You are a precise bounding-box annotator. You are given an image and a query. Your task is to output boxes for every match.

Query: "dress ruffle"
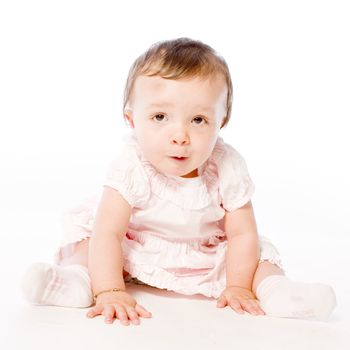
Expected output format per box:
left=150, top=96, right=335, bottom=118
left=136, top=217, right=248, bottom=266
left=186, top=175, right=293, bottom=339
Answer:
left=122, top=230, right=228, bottom=298
left=104, top=147, right=151, bottom=208
left=215, top=141, right=255, bottom=212
left=121, top=230, right=283, bottom=299
left=122, top=133, right=227, bottom=210
left=60, top=195, right=96, bottom=245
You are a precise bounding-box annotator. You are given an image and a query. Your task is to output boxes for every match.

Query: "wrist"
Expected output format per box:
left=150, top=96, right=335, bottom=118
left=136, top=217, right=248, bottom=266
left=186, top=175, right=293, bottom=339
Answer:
left=226, top=278, right=252, bottom=290
left=93, top=287, right=127, bottom=303
left=226, top=284, right=251, bottom=290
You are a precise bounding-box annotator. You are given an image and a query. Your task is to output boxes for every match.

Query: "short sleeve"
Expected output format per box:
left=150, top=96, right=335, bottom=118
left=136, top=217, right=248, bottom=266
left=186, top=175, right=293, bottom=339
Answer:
left=216, top=142, right=255, bottom=212
left=103, top=148, right=151, bottom=208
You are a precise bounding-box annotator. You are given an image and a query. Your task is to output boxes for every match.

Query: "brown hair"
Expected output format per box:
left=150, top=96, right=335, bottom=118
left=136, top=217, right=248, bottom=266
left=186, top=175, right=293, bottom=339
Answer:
left=123, top=37, right=233, bottom=128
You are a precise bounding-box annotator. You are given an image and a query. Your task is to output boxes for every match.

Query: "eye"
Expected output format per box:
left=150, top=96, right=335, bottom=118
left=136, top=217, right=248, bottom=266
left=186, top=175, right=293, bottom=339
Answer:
left=152, top=114, right=167, bottom=122
left=192, top=116, right=206, bottom=125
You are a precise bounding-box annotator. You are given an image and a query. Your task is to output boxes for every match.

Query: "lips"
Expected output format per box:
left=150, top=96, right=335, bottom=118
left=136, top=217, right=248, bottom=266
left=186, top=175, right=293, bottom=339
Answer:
left=170, top=156, right=188, bottom=161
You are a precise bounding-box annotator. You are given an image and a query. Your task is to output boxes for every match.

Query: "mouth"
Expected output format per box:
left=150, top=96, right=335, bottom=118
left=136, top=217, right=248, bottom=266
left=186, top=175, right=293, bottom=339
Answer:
left=170, top=156, right=188, bottom=161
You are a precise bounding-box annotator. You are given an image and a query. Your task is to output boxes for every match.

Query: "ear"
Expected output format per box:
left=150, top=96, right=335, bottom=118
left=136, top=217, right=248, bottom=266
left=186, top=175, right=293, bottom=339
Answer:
left=124, top=109, right=135, bottom=128
left=220, top=116, right=226, bottom=129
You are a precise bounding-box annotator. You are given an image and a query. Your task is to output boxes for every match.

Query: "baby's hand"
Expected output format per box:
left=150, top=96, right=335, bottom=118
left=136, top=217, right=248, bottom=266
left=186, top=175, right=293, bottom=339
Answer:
left=86, top=291, right=152, bottom=326
left=216, top=286, right=265, bottom=316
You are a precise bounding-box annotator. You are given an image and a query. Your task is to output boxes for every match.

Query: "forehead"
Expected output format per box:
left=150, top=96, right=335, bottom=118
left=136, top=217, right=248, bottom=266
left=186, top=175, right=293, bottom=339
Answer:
left=132, top=75, right=227, bottom=109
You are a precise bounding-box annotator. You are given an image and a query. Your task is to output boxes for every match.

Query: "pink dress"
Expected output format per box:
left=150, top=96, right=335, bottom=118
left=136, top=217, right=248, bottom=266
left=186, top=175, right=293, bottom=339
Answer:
left=54, top=133, right=282, bottom=298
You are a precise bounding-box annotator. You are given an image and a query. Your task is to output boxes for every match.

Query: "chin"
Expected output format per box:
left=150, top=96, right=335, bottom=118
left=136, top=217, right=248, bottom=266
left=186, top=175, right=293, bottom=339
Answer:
left=164, top=170, right=185, bottom=177
left=163, top=168, right=189, bottom=177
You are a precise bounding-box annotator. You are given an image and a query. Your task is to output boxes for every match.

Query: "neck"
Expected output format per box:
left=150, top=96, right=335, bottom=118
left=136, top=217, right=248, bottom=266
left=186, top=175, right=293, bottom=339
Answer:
left=181, top=168, right=198, bottom=178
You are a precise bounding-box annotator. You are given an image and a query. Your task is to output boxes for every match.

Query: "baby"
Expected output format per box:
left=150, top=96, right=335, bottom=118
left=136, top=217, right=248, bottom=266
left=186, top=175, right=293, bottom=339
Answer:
left=22, top=37, right=336, bottom=326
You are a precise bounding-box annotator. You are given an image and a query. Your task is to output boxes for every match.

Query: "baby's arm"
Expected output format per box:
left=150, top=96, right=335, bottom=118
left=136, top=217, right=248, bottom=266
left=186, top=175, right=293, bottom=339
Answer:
left=217, top=200, right=264, bottom=315
left=224, top=200, right=259, bottom=288
left=89, top=186, right=130, bottom=294
left=87, top=186, right=152, bottom=325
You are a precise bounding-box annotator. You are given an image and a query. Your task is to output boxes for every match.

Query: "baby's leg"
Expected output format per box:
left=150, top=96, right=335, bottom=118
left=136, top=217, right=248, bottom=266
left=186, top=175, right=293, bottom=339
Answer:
left=22, top=239, right=93, bottom=308
left=252, top=261, right=336, bottom=321
left=60, top=238, right=89, bottom=267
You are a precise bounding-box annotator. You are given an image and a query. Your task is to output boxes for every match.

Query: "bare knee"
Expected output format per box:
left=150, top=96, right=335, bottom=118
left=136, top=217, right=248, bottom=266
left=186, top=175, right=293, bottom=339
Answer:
left=60, top=238, right=90, bottom=267
left=75, top=238, right=90, bottom=253
left=257, top=261, right=284, bottom=275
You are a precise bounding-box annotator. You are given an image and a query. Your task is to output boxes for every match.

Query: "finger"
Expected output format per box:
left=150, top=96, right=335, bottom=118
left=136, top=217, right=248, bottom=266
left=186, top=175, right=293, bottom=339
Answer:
left=125, top=307, right=140, bottom=325
left=216, top=296, right=227, bottom=308
left=228, top=298, right=245, bottom=314
left=102, top=305, right=116, bottom=324
left=135, top=304, right=152, bottom=318
left=114, top=305, right=130, bottom=326
left=242, top=299, right=265, bottom=316
left=86, top=305, right=103, bottom=318
left=241, top=300, right=259, bottom=315
left=251, top=300, right=265, bottom=315
left=247, top=299, right=265, bottom=315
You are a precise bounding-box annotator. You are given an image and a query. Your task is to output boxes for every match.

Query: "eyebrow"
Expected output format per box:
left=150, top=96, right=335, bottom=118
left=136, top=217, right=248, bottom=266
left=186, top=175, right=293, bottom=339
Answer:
left=148, top=102, right=175, bottom=108
left=147, top=102, right=213, bottom=112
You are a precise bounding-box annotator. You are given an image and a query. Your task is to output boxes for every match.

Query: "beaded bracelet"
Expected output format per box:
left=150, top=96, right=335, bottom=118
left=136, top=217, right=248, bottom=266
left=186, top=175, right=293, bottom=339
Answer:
left=93, top=288, right=126, bottom=302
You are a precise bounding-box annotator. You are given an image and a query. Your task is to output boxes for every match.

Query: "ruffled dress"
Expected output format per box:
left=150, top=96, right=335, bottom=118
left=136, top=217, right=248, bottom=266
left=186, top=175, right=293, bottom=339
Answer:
left=54, top=133, right=282, bottom=299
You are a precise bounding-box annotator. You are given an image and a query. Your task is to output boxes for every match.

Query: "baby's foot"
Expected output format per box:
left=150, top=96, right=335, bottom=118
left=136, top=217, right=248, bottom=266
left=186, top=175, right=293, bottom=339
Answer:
left=21, top=263, right=93, bottom=308
left=256, top=275, right=336, bottom=321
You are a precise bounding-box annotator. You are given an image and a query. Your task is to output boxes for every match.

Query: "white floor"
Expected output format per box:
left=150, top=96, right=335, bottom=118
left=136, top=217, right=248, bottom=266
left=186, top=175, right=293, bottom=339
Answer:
left=1, top=210, right=349, bottom=350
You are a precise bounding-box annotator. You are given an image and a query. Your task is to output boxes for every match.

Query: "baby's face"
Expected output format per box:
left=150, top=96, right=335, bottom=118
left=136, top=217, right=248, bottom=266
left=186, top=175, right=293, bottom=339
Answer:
left=125, top=74, right=227, bottom=178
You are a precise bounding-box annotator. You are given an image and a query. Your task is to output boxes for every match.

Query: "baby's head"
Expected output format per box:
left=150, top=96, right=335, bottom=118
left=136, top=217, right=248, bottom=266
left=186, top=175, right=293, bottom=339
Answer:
left=123, top=37, right=233, bottom=178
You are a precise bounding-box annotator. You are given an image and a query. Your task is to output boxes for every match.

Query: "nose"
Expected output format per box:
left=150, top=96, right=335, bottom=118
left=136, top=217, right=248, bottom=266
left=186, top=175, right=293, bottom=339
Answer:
left=171, top=127, right=190, bottom=145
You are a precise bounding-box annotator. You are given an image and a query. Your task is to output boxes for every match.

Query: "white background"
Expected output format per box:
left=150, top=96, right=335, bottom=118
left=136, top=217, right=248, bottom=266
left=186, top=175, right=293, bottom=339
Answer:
left=0, top=1, right=349, bottom=346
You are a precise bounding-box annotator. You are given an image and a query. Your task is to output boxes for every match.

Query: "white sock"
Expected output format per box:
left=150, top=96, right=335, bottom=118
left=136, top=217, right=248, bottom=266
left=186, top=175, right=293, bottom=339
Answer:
left=256, top=275, right=336, bottom=321
left=21, top=262, right=93, bottom=308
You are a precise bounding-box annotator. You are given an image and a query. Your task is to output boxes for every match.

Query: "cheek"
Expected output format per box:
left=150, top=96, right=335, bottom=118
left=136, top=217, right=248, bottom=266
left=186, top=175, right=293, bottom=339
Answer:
left=134, top=125, right=154, bottom=144
left=137, top=133, right=161, bottom=160
left=193, top=134, right=218, bottom=158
